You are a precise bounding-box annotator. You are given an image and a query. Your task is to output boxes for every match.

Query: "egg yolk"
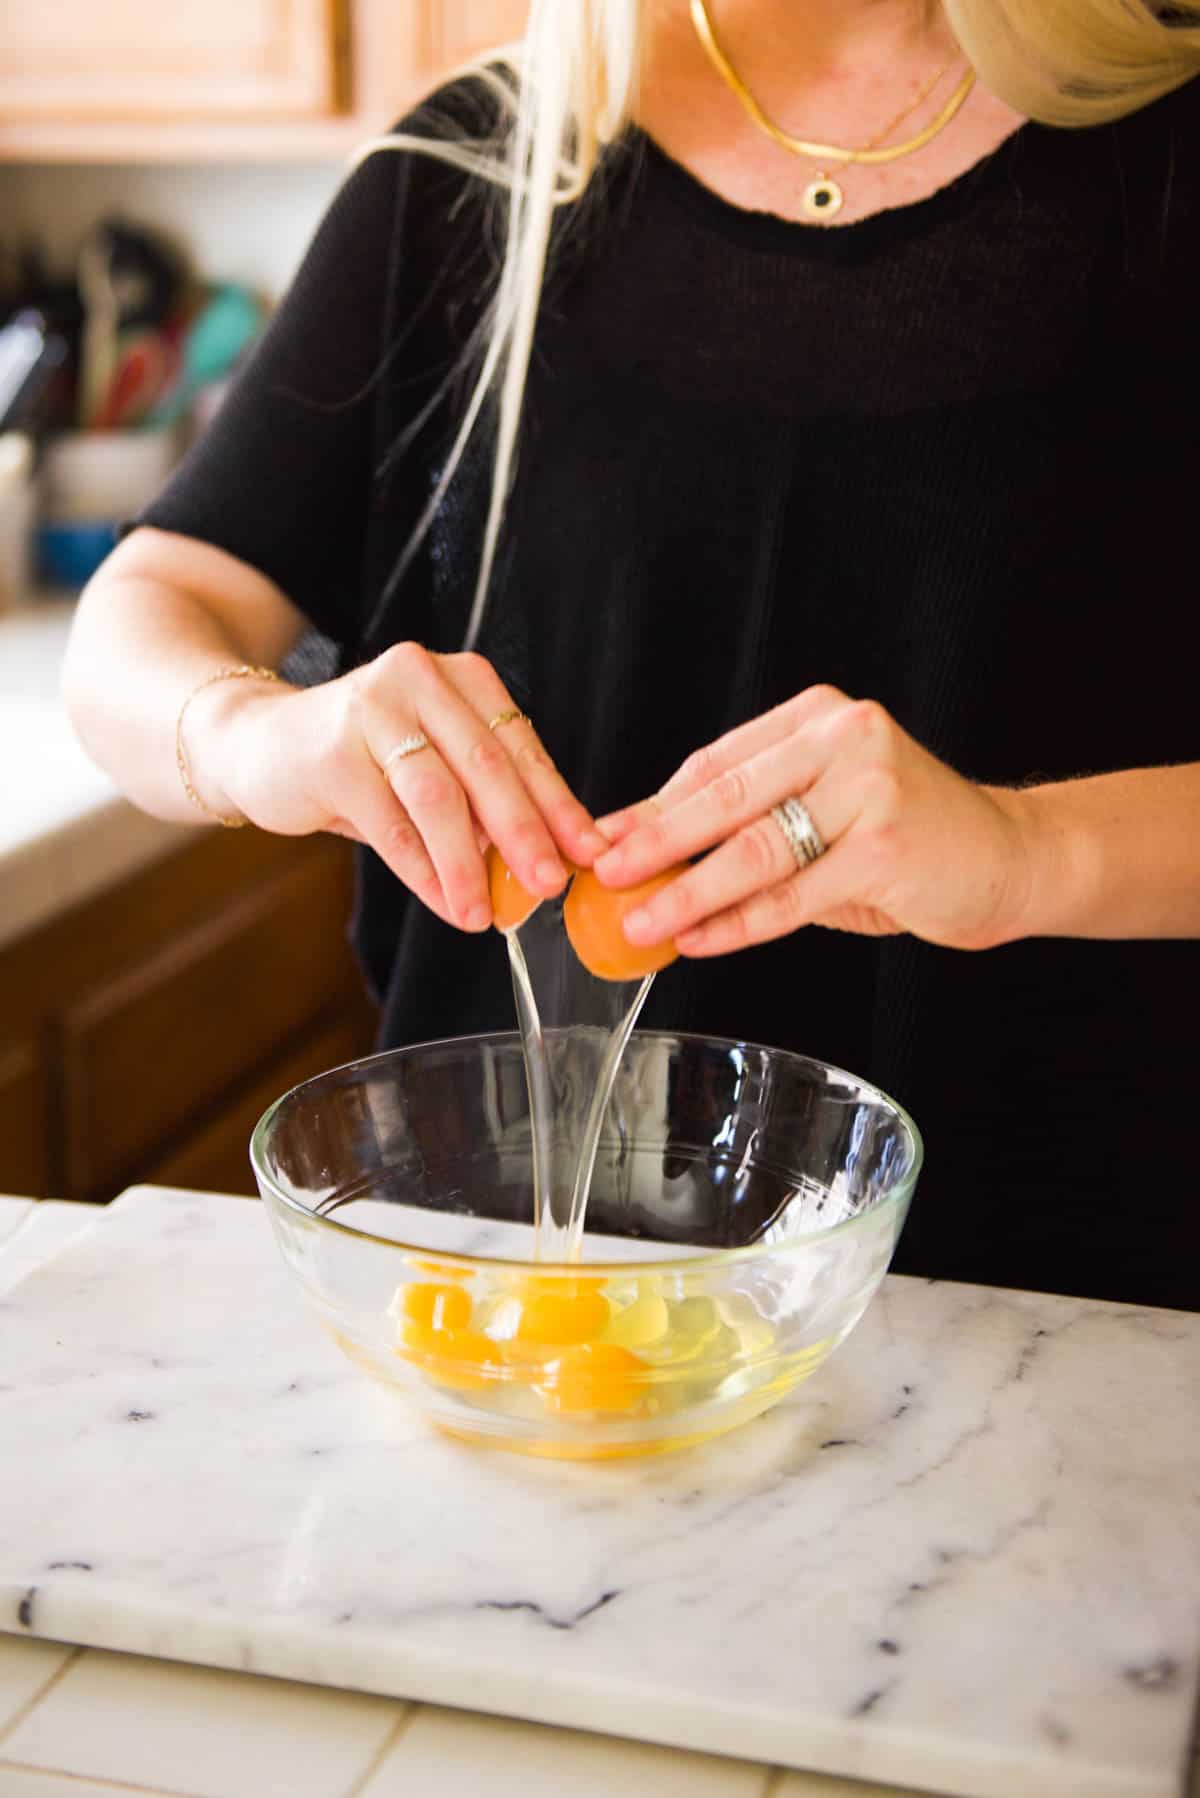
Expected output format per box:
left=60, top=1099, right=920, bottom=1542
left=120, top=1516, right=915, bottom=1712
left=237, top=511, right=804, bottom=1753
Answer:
left=516, top=1288, right=611, bottom=1346
left=563, top=865, right=686, bottom=981
left=391, top=1274, right=791, bottom=1422
left=515, top=1273, right=606, bottom=1297
left=400, top=1322, right=505, bottom=1391
left=486, top=844, right=541, bottom=932
left=396, top=1285, right=506, bottom=1390
left=539, top=1342, right=646, bottom=1414
left=400, top=1282, right=472, bottom=1332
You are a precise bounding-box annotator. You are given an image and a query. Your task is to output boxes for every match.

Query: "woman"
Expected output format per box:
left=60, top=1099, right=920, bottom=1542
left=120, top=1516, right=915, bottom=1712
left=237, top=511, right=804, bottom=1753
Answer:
left=64, top=1, right=1200, bottom=1309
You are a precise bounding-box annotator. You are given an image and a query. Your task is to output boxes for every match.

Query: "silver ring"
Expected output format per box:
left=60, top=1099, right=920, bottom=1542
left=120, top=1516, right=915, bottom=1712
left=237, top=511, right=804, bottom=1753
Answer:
left=770, top=797, right=826, bottom=869
left=382, top=733, right=430, bottom=771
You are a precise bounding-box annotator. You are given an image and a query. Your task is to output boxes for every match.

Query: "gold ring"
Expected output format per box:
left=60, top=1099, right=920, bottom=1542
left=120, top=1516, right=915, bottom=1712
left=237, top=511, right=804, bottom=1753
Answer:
left=382, top=733, right=431, bottom=770
left=487, top=708, right=530, bottom=732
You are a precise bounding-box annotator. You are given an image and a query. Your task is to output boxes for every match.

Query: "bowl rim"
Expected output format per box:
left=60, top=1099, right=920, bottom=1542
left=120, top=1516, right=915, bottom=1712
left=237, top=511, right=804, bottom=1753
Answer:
left=249, top=1027, right=924, bottom=1273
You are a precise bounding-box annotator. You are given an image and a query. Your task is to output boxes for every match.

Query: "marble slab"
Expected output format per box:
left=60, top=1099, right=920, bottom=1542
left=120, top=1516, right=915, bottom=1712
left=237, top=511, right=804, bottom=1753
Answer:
left=0, top=1198, right=34, bottom=1245
left=1, top=1186, right=1198, bottom=1798
left=0, top=1200, right=100, bottom=1296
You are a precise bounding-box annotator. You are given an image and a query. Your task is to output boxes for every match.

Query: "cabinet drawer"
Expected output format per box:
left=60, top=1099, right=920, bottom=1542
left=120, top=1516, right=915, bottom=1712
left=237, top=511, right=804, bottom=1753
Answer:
left=62, top=850, right=356, bottom=1198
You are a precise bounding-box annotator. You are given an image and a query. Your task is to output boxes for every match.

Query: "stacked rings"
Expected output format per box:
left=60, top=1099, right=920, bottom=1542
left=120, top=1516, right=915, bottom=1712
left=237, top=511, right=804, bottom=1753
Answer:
left=771, top=797, right=826, bottom=868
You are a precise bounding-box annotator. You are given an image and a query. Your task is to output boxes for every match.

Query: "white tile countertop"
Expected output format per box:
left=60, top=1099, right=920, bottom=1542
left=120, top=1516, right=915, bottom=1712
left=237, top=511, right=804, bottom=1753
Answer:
left=0, top=600, right=188, bottom=951
left=0, top=1631, right=910, bottom=1798
left=2, top=1191, right=1199, bottom=1798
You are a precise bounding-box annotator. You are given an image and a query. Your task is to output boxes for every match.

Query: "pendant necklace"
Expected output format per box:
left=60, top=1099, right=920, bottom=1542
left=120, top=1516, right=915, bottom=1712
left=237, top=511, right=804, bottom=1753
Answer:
left=690, top=0, right=977, bottom=222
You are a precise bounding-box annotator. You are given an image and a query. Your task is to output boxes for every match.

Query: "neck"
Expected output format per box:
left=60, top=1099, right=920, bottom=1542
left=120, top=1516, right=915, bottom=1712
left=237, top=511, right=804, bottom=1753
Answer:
left=685, top=0, right=950, bottom=80
left=639, top=0, right=1020, bottom=232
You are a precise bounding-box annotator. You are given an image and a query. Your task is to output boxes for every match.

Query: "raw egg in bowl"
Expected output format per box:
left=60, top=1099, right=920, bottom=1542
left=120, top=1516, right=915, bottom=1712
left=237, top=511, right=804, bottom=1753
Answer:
left=251, top=1032, right=922, bottom=1459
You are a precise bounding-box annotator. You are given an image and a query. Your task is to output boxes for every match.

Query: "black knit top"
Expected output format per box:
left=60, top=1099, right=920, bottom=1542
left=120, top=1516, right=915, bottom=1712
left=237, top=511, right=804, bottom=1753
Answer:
left=143, top=77, right=1200, bottom=1309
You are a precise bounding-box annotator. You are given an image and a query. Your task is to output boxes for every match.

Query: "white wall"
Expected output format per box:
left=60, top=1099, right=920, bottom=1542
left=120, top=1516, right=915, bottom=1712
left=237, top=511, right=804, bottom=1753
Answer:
left=0, top=160, right=345, bottom=298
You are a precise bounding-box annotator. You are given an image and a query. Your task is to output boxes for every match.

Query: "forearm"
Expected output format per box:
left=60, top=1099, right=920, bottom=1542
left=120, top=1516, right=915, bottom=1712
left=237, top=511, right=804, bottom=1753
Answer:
left=62, top=530, right=306, bottom=824
left=993, top=765, right=1200, bottom=941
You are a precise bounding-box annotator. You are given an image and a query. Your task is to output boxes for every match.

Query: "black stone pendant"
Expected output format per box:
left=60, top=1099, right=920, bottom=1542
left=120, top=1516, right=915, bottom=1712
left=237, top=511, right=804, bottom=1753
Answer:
left=802, top=176, right=844, bottom=221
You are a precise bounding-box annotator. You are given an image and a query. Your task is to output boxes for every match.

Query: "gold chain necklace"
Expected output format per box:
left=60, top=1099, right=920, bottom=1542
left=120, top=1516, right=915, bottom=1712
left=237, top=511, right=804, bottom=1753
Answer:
left=690, top=0, right=977, bottom=221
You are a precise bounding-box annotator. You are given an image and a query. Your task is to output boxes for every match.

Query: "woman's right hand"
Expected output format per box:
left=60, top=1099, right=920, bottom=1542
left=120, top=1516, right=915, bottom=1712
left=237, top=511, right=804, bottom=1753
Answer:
left=193, top=641, right=608, bottom=931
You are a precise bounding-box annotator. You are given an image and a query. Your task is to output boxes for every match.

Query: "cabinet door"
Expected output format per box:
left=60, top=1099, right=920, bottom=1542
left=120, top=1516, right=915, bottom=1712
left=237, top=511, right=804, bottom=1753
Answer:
left=0, top=0, right=347, bottom=119
left=431, top=0, right=528, bottom=68
left=59, top=845, right=358, bottom=1200
left=142, top=1012, right=368, bottom=1197
left=0, top=1038, right=50, bottom=1199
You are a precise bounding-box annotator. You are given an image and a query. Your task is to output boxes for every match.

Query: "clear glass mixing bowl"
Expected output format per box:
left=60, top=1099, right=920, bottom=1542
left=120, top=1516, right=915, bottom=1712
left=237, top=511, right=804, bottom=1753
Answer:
left=251, top=1031, right=922, bottom=1460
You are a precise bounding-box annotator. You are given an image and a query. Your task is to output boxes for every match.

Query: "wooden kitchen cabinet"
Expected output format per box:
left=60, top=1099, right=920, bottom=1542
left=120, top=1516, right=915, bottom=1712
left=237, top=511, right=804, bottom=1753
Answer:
left=0, top=0, right=528, bottom=161
left=0, top=0, right=349, bottom=121
left=430, top=0, right=528, bottom=69
left=0, top=1036, right=50, bottom=1199
left=0, top=831, right=376, bottom=1205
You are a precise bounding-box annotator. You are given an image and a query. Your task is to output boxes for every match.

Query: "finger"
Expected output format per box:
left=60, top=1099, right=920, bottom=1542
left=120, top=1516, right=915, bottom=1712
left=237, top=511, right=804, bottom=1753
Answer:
left=325, top=818, right=366, bottom=844
left=595, top=700, right=850, bottom=888
left=595, top=686, right=847, bottom=842
left=443, top=657, right=608, bottom=866
left=375, top=652, right=568, bottom=899
left=380, top=738, right=493, bottom=930
left=593, top=793, right=660, bottom=845
left=675, top=829, right=879, bottom=956
left=621, top=781, right=851, bottom=947
left=339, top=769, right=460, bottom=930
left=675, top=867, right=815, bottom=958
left=486, top=709, right=609, bottom=868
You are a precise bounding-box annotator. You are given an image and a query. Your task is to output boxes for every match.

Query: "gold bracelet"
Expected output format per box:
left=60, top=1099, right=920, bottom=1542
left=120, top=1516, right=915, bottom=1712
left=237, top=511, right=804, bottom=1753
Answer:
left=175, top=664, right=281, bottom=828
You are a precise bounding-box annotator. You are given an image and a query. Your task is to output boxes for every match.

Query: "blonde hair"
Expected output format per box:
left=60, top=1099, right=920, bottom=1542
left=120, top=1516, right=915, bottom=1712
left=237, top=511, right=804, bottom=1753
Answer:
left=353, top=0, right=1200, bottom=649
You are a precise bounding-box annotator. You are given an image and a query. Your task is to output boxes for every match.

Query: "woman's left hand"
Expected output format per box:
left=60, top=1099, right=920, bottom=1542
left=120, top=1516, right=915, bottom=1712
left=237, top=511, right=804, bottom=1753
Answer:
left=591, top=686, right=1040, bottom=957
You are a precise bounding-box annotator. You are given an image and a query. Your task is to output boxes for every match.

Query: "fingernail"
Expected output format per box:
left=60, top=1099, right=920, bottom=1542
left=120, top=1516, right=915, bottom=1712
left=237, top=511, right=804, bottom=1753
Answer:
left=466, top=903, right=492, bottom=931
left=579, top=827, right=608, bottom=857
left=535, top=857, right=567, bottom=891
left=594, top=814, right=626, bottom=841
left=623, top=906, right=652, bottom=940
left=593, top=848, right=623, bottom=881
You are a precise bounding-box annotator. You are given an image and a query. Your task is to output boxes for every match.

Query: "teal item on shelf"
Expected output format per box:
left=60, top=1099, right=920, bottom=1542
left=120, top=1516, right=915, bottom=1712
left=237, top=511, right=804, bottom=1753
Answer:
left=146, top=285, right=262, bottom=427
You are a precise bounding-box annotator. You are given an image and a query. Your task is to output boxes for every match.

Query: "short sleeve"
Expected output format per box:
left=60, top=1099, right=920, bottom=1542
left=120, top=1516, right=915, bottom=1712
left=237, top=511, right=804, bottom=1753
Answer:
left=138, top=143, right=409, bottom=647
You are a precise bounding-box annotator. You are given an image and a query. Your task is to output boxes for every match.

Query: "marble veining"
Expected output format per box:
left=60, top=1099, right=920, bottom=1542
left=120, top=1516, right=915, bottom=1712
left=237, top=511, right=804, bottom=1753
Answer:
left=1, top=1186, right=1198, bottom=1798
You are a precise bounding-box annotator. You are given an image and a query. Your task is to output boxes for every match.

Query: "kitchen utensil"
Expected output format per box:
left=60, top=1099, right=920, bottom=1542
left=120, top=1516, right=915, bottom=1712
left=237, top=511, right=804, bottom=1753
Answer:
left=252, top=1031, right=922, bottom=1460
left=147, top=284, right=262, bottom=426
left=94, top=331, right=174, bottom=431
left=0, top=310, right=69, bottom=434
left=77, top=232, right=120, bottom=429
left=0, top=314, right=47, bottom=422
left=99, top=219, right=184, bottom=333
left=76, top=220, right=184, bottom=430
left=0, top=431, right=34, bottom=612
